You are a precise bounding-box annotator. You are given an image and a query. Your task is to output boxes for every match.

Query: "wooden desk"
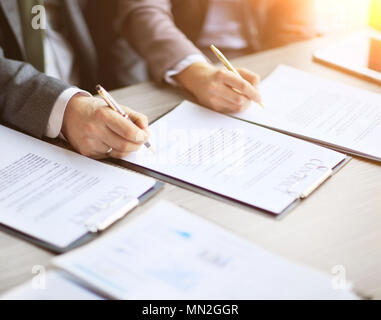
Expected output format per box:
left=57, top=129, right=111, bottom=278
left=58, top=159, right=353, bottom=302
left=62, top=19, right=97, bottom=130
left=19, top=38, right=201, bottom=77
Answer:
left=1, top=35, right=381, bottom=299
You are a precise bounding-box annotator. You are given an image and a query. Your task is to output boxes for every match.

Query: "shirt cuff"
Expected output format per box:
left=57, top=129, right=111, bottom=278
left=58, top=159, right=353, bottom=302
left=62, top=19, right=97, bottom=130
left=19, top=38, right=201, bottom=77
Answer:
left=45, top=87, right=92, bottom=138
left=165, top=54, right=208, bottom=86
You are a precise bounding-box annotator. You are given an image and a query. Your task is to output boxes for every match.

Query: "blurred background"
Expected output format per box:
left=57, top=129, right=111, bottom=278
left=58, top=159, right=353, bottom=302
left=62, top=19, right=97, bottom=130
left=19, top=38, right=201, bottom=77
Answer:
left=315, top=0, right=380, bottom=33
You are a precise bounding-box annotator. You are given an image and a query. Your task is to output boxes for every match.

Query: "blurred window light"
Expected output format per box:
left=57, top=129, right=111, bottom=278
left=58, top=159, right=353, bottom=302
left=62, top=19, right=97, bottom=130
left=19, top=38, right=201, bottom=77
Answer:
left=315, top=0, right=371, bottom=33
left=369, top=0, right=381, bottom=30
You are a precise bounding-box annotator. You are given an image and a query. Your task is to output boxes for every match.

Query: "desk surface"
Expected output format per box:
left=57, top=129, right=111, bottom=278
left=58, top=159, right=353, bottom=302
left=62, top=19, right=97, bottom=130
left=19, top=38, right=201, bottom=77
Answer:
left=1, top=35, right=381, bottom=299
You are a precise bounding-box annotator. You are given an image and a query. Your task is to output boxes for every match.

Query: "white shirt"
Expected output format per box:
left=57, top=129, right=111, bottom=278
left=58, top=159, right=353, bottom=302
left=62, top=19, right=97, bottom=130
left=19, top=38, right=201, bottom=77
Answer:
left=42, top=0, right=89, bottom=138
left=198, top=0, right=247, bottom=50
left=165, top=0, right=247, bottom=85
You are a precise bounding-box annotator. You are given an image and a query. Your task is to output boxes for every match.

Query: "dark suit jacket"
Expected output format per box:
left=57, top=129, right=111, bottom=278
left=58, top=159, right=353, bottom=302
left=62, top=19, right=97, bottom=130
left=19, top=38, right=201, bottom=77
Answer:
left=0, top=0, right=145, bottom=139
left=119, top=0, right=317, bottom=82
left=170, top=0, right=317, bottom=51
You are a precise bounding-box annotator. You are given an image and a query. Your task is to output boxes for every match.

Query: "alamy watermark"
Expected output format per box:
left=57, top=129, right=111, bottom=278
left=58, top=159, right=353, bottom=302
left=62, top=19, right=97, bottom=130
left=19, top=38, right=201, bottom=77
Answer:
left=331, top=264, right=351, bottom=290
left=31, top=5, right=46, bottom=30
left=31, top=265, right=46, bottom=290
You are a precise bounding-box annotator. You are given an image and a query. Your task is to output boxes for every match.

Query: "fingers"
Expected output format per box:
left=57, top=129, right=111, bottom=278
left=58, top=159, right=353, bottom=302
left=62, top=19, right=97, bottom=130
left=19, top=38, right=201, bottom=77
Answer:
left=124, top=108, right=149, bottom=131
left=237, top=68, right=261, bottom=86
left=76, top=137, right=110, bottom=160
left=87, top=107, right=146, bottom=159
left=101, top=126, right=142, bottom=156
left=214, top=84, right=251, bottom=111
left=208, top=95, right=247, bottom=113
left=102, top=108, right=149, bottom=144
left=216, top=69, right=262, bottom=104
left=80, top=132, right=142, bottom=160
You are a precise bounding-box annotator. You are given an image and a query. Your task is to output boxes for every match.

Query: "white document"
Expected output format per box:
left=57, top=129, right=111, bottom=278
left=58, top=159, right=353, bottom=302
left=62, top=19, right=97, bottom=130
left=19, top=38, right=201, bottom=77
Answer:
left=0, top=126, right=156, bottom=249
left=124, top=101, right=346, bottom=214
left=235, top=65, right=381, bottom=161
left=0, top=271, right=102, bottom=300
left=54, top=201, right=358, bottom=300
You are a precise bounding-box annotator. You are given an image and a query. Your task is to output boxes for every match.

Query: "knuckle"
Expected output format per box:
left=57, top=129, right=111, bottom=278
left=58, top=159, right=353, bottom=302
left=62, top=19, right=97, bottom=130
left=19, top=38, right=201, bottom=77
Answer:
left=120, top=142, right=130, bottom=153
left=214, top=70, right=225, bottom=80
left=94, top=107, right=108, bottom=120
left=209, top=82, right=218, bottom=90
left=83, top=137, right=94, bottom=149
left=119, top=124, right=131, bottom=139
left=237, top=82, right=247, bottom=92
left=234, top=95, right=244, bottom=105
left=140, top=114, right=149, bottom=127
left=83, top=123, right=96, bottom=135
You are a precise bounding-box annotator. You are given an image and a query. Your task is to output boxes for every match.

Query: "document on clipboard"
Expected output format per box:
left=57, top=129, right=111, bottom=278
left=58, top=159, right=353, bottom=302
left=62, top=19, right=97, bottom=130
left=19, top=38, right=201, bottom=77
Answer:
left=235, top=65, right=381, bottom=161
left=123, top=101, right=348, bottom=215
left=0, top=125, right=161, bottom=252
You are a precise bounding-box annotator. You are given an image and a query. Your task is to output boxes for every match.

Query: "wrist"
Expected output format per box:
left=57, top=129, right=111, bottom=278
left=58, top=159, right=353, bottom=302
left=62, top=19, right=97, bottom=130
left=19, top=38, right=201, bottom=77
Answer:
left=62, top=93, right=87, bottom=138
left=175, top=62, right=213, bottom=93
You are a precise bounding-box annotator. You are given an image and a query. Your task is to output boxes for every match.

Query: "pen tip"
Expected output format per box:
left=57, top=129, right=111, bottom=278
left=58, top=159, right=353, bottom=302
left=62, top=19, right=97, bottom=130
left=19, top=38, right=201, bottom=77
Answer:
left=210, top=44, right=217, bottom=52
left=148, top=146, right=155, bottom=154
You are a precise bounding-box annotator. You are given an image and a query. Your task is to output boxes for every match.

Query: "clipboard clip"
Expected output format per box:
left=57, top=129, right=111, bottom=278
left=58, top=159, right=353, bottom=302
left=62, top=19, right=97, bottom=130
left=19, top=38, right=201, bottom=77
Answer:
left=84, top=196, right=139, bottom=233
left=286, top=165, right=333, bottom=199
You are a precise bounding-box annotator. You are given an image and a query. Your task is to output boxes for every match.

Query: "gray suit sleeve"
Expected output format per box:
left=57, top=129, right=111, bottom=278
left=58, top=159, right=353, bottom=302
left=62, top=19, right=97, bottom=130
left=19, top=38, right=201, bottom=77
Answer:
left=117, top=0, right=203, bottom=83
left=0, top=48, right=71, bottom=138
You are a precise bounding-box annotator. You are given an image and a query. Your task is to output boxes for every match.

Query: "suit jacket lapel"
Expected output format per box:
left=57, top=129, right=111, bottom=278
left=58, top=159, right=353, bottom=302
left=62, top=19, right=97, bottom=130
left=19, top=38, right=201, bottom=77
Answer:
left=0, top=0, right=27, bottom=59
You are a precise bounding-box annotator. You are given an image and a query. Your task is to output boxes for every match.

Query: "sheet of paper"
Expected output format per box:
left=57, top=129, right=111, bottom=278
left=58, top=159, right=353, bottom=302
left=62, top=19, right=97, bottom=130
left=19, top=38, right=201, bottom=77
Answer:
left=0, top=271, right=102, bottom=300
left=235, top=65, right=381, bottom=160
left=54, top=201, right=358, bottom=300
left=0, top=126, right=156, bottom=248
left=124, top=101, right=346, bottom=214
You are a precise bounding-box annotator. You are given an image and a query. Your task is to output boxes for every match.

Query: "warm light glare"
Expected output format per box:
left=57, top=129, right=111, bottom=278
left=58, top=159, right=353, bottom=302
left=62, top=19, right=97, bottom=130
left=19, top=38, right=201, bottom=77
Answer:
left=315, top=0, right=371, bottom=32
left=370, top=0, right=381, bottom=30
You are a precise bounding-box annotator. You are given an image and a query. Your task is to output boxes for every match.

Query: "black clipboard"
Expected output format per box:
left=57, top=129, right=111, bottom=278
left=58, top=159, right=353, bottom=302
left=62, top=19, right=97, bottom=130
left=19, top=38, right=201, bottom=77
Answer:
left=111, top=157, right=350, bottom=218
left=0, top=181, right=163, bottom=254
left=110, top=104, right=352, bottom=218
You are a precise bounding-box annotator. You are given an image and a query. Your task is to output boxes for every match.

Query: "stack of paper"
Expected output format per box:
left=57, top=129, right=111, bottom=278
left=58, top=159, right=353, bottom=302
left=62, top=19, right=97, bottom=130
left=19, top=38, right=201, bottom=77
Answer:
left=53, top=201, right=358, bottom=300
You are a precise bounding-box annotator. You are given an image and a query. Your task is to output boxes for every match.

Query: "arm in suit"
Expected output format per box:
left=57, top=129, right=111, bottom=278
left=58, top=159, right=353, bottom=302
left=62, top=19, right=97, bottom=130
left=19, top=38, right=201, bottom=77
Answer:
left=0, top=0, right=150, bottom=161
left=117, top=0, right=262, bottom=114
left=117, top=0, right=202, bottom=83
left=0, top=51, right=151, bottom=159
left=0, top=49, right=70, bottom=138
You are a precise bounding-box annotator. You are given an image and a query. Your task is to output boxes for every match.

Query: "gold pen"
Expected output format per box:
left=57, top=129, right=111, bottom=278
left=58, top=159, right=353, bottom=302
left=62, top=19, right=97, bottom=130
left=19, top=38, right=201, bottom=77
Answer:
left=96, top=85, right=155, bottom=153
left=210, top=44, right=264, bottom=108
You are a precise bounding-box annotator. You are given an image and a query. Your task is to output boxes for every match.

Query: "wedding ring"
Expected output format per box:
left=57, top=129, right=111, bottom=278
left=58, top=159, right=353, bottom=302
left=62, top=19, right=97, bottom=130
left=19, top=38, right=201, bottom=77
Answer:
left=106, top=147, right=113, bottom=156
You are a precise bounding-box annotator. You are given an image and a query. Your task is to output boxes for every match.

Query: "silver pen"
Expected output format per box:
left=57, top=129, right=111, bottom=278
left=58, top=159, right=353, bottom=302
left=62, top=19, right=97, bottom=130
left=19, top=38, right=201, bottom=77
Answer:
left=96, top=85, right=154, bottom=153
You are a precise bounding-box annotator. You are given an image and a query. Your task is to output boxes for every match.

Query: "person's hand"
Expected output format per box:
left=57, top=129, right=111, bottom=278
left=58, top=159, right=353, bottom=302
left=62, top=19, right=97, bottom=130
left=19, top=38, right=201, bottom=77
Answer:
left=175, top=62, right=262, bottom=113
left=62, top=94, right=149, bottom=159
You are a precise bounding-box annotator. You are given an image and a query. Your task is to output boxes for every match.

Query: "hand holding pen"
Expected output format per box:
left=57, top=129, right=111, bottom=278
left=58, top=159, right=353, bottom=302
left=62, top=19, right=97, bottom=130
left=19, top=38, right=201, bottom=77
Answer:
left=210, top=45, right=264, bottom=109
left=174, top=47, right=262, bottom=114
left=96, top=85, right=155, bottom=154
